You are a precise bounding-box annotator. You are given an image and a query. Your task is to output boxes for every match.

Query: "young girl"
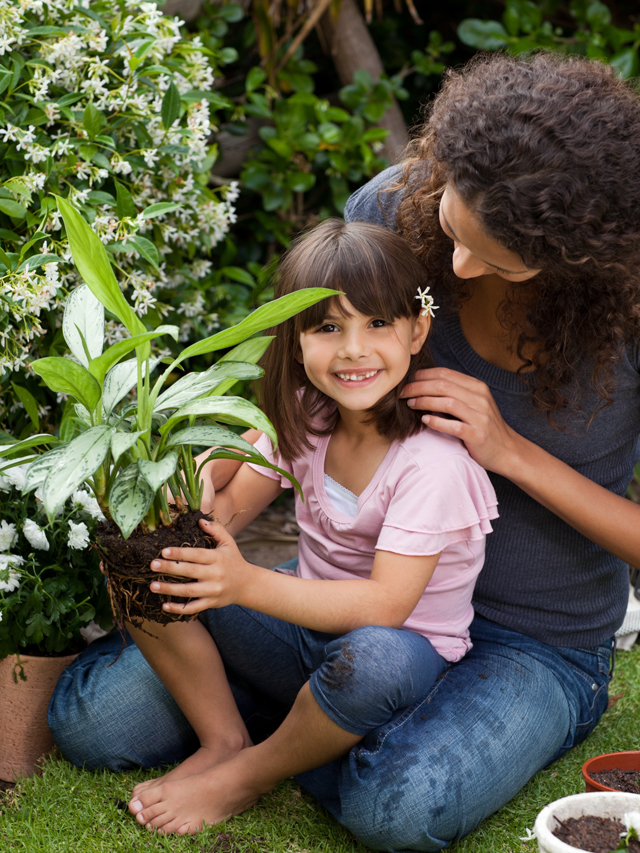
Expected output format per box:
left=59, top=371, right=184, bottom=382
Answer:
left=125, top=219, right=498, bottom=835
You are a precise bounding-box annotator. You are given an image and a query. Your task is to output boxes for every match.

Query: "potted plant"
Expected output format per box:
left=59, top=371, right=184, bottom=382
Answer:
left=583, top=752, right=640, bottom=794
left=16, top=197, right=335, bottom=629
left=0, top=464, right=113, bottom=781
left=534, top=792, right=640, bottom=852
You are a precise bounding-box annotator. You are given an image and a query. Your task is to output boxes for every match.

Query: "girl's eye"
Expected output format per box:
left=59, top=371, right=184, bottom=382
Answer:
left=370, top=318, right=388, bottom=328
left=317, top=323, right=338, bottom=333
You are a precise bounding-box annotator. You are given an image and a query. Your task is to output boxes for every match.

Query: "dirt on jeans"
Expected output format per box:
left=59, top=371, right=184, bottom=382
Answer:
left=553, top=815, right=640, bottom=853
left=96, top=510, right=215, bottom=627
left=590, top=768, right=640, bottom=793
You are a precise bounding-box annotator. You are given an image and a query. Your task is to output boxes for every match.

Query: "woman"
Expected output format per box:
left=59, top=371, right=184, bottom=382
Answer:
left=49, top=52, right=640, bottom=850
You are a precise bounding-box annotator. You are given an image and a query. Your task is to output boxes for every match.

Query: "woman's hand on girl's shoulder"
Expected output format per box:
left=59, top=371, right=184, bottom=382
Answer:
left=147, top=520, right=254, bottom=615
left=401, top=367, right=521, bottom=475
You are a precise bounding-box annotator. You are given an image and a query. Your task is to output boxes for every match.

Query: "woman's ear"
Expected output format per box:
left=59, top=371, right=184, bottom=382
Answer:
left=410, top=313, right=431, bottom=355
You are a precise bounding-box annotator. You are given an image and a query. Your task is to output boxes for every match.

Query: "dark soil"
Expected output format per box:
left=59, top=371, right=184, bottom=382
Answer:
left=96, top=510, right=216, bottom=627
left=553, top=815, right=640, bottom=853
left=590, top=768, right=640, bottom=793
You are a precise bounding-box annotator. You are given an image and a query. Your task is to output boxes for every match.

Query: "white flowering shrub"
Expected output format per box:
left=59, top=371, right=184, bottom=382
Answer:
left=0, top=458, right=112, bottom=658
left=0, top=0, right=240, bottom=429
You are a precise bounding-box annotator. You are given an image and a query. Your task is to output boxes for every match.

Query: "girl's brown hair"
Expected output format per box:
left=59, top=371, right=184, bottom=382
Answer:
left=391, top=52, right=640, bottom=422
left=260, top=219, right=434, bottom=461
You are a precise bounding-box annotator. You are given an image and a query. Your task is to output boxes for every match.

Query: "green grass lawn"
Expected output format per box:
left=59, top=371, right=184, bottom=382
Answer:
left=1, top=645, right=638, bottom=853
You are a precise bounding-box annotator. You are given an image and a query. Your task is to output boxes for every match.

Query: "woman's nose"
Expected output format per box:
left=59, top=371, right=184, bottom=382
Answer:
left=452, top=243, right=489, bottom=279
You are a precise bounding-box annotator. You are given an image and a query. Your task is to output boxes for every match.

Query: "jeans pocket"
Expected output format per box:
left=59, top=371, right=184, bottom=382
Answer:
left=560, top=641, right=614, bottom=740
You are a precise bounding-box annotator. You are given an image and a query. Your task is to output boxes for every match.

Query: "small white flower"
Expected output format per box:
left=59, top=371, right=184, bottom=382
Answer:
left=23, top=519, right=50, bottom=551
left=72, top=489, right=105, bottom=520
left=68, top=520, right=90, bottom=550
left=0, top=521, right=17, bottom=552
left=623, top=812, right=640, bottom=838
left=519, top=827, right=536, bottom=842
left=0, top=463, right=26, bottom=492
left=415, top=286, right=439, bottom=319
left=0, top=554, right=24, bottom=592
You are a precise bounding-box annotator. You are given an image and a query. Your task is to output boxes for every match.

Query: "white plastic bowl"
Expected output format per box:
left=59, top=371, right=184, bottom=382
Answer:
left=534, top=791, right=640, bottom=852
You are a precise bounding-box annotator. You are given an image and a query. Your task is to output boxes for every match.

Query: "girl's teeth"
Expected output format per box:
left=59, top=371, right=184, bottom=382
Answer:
left=336, top=371, right=377, bottom=381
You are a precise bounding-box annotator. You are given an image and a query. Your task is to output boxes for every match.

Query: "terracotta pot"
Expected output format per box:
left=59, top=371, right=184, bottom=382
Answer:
left=0, top=652, right=77, bottom=782
left=582, top=750, right=640, bottom=792
left=534, top=791, right=640, bottom=852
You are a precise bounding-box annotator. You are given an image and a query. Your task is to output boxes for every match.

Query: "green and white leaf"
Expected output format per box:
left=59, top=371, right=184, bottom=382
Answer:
left=41, top=425, right=114, bottom=518
left=111, top=430, right=146, bottom=464
left=109, top=462, right=155, bottom=539
left=208, top=337, right=274, bottom=397
left=154, top=362, right=263, bottom=412
left=63, top=284, right=104, bottom=367
left=74, top=403, right=92, bottom=426
left=31, top=357, right=102, bottom=413
left=22, top=445, right=68, bottom=493
left=167, top=425, right=259, bottom=455
left=103, top=357, right=161, bottom=416
left=160, top=397, right=277, bottom=445
left=138, top=452, right=178, bottom=491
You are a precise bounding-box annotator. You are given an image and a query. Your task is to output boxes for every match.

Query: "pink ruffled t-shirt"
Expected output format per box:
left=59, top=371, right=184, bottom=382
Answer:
left=248, top=427, right=498, bottom=662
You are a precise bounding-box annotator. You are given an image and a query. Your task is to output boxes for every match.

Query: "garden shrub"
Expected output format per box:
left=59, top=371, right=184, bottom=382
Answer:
left=0, top=0, right=240, bottom=435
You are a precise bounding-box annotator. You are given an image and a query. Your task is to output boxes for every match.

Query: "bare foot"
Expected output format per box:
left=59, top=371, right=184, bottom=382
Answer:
left=132, top=734, right=252, bottom=798
left=128, top=752, right=265, bottom=835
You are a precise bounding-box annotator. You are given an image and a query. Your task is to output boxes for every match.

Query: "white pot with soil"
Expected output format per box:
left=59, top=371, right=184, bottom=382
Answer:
left=534, top=792, right=640, bottom=852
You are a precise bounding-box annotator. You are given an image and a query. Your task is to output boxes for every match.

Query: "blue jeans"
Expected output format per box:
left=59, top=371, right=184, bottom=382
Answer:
left=199, top=606, right=446, bottom=737
left=49, top=575, right=614, bottom=852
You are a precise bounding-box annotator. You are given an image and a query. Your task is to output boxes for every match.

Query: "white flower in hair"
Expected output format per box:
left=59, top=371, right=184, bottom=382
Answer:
left=415, top=286, right=439, bottom=318
left=23, top=519, right=50, bottom=551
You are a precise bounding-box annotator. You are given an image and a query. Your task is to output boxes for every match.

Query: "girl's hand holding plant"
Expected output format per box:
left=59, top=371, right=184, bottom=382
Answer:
left=149, top=520, right=251, bottom=615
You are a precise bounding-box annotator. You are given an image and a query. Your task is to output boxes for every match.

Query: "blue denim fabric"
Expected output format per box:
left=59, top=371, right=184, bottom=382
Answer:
left=199, top=605, right=447, bottom=736
left=49, top=571, right=614, bottom=853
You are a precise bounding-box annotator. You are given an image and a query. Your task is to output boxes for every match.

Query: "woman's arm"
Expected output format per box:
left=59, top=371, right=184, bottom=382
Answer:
left=148, top=522, right=441, bottom=634
left=402, top=367, right=640, bottom=567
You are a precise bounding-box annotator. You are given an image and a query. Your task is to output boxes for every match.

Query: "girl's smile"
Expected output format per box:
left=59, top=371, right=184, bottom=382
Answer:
left=298, top=297, right=429, bottom=417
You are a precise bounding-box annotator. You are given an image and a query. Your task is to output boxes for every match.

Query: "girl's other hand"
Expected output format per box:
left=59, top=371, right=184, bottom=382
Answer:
left=401, top=367, right=521, bottom=476
left=147, top=520, right=251, bottom=615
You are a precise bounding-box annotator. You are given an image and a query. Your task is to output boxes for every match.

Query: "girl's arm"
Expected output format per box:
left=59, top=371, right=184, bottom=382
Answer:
left=207, top=459, right=285, bottom=538
left=401, top=367, right=640, bottom=567
left=149, top=520, right=441, bottom=633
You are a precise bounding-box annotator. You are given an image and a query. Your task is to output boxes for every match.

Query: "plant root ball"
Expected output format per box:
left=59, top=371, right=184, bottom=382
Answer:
left=96, top=510, right=216, bottom=627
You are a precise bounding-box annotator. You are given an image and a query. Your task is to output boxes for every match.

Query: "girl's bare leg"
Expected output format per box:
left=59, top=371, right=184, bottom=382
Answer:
left=126, top=619, right=252, bottom=798
left=129, top=681, right=361, bottom=835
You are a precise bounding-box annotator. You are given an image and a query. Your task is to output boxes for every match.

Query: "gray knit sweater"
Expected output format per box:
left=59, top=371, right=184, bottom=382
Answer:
left=345, top=167, right=639, bottom=647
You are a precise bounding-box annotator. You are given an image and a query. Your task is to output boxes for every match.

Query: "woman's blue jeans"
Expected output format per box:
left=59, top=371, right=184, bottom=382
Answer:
left=48, top=566, right=614, bottom=853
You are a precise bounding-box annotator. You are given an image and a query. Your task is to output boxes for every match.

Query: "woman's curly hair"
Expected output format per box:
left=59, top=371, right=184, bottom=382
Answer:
left=395, top=51, right=640, bottom=421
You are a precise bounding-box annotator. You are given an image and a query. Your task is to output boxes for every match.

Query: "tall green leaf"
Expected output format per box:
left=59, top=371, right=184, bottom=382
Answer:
left=177, top=289, right=340, bottom=362
left=55, top=196, right=146, bottom=339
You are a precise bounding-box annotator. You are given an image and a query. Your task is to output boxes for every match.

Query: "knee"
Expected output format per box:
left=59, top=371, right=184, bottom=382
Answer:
left=322, top=626, right=409, bottom=692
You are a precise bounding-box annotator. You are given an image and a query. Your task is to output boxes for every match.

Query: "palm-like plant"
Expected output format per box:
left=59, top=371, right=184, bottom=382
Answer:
left=2, top=198, right=335, bottom=625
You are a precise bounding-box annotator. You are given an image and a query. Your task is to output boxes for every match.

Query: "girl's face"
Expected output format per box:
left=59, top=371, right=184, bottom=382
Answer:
left=298, top=297, right=429, bottom=415
left=439, top=184, right=541, bottom=282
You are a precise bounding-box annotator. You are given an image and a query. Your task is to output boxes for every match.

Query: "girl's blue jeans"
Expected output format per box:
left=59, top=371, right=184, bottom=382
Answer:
left=48, top=561, right=615, bottom=853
